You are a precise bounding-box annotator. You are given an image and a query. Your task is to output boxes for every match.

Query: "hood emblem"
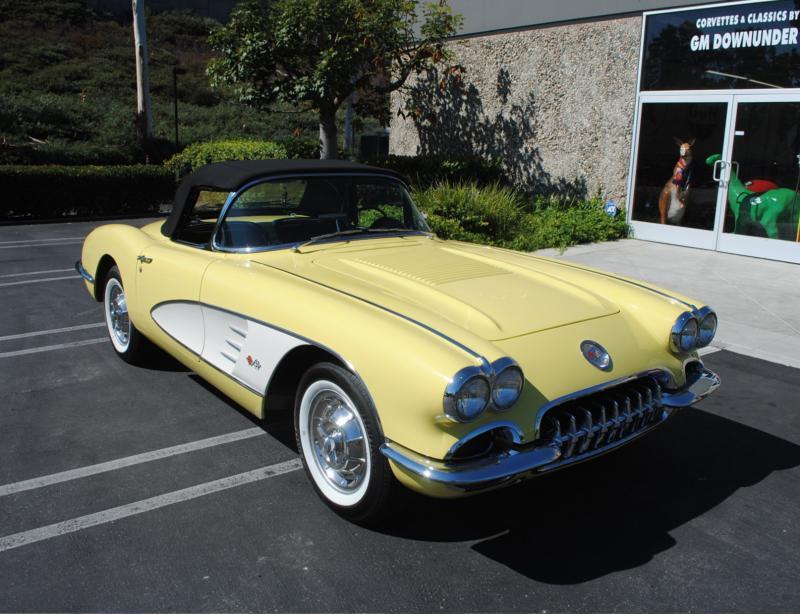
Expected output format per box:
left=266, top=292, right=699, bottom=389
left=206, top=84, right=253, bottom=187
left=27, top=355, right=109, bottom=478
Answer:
left=581, top=340, right=612, bottom=371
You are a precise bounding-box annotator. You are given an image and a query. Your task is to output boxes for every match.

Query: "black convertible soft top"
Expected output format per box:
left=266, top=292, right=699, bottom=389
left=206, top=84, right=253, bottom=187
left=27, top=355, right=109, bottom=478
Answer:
left=161, top=159, right=407, bottom=238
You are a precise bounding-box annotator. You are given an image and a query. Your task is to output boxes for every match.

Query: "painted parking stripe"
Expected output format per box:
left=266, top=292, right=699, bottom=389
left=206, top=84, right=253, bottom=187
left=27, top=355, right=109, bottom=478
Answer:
left=0, top=322, right=105, bottom=342
left=0, top=237, right=83, bottom=245
left=0, top=268, right=75, bottom=278
left=0, top=428, right=266, bottom=497
left=0, top=337, right=107, bottom=358
left=0, top=459, right=303, bottom=553
left=0, top=240, right=84, bottom=250
left=0, top=275, right=79, bottom=288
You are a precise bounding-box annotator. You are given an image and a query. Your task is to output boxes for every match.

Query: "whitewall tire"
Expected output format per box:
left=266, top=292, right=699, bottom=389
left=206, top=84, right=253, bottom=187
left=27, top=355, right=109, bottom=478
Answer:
left=103, top=265, right=151, bottom=364
left=294, top=363, right=396, bottom=523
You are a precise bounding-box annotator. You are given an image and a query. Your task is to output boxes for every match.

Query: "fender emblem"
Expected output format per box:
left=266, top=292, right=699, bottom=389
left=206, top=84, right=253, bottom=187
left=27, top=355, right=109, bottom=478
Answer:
left=246, top=355, right=262, bottom=370
left=580, top=340, right=612, bottom=371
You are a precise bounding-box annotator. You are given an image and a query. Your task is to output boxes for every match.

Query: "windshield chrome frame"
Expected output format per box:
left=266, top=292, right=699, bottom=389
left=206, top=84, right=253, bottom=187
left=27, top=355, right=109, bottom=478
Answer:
left=210, top=172, right=428, bottom=254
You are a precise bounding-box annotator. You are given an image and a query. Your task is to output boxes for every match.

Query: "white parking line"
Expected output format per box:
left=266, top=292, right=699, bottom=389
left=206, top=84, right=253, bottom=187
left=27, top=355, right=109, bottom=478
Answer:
left=0, top=268, right=75, bottom=278
left=0, top=337, right=107, bottom=358
left=0, top=322, right=106, bottom=342
left=0, top=428, right=266, bottom=497
left=0, top=241, right=84, bottom=250
left=0, top=275, right=79, bottom=288
left=0, top=237, right=83, bottom=245
left=0, top=459, right=302, bottom=553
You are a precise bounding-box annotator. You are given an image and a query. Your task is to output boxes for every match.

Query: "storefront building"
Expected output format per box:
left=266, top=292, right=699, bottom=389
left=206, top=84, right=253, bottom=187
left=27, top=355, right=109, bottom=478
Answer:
left=389, top=0, right=800, bottom=263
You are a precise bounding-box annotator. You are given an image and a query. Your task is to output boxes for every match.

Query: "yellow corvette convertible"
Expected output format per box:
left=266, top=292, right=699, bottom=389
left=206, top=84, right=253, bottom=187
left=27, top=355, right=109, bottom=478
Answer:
left=77, top=160, right=720, bottom=521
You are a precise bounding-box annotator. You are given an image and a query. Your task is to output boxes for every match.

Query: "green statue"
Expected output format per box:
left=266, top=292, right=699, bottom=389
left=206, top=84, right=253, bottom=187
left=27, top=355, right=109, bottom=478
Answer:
left=706, top=153, right=799, bottom=241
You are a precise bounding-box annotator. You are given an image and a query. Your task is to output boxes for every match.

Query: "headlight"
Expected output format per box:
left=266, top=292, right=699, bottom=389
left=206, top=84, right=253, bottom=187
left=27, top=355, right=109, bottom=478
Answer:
left=443, top=367, right=490, bottom=422
left=491, top=358, right=523, bottom=410
left=670, top=311, right=699, bottom=353
left=697, top=307, right=717, bottom=347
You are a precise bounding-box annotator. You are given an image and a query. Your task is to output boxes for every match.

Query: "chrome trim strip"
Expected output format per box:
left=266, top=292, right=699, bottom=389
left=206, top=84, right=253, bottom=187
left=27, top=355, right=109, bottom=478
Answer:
left=146, top=300, right=383, bottom=436
left=75, top=260, right=94, bottom=284
left=524, top=256, right=700, bottom=311
left=251, top=260, right=487, bottom=363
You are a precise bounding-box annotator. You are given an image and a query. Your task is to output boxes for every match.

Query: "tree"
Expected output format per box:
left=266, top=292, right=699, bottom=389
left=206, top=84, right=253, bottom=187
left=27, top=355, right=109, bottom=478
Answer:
left=207, top=0, right=462, bottom=159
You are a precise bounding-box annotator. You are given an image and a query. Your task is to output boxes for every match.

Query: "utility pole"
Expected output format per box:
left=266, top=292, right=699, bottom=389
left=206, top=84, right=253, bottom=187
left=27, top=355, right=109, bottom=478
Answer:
left=132, top=0, right=153, bottom=141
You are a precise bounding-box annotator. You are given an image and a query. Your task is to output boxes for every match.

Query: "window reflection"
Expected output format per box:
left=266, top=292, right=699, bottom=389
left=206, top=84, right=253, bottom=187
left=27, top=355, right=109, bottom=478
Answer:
left=642, top=1, right=800, bottom=91
left=632, top=102, right=727, bottom=230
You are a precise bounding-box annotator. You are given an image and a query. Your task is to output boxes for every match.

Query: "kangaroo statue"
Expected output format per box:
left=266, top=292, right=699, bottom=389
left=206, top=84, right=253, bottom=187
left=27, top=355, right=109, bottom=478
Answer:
left=706, top=153, right=800, bottom=241
left=658, top=138, right=695, bottom=225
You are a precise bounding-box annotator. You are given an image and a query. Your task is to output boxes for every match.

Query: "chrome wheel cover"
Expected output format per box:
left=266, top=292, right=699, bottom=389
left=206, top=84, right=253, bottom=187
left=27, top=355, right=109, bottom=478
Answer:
left=307, top=386, right=369, bottom=495
left=105, top=278, right=130, bottom=352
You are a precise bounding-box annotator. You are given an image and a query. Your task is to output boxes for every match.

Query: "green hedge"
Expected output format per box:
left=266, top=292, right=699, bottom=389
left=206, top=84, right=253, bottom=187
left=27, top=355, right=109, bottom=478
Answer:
left=0, top=165, right=174, bottom=220
left=413, top=182, right=630, bottom=251
left=164, top=139, right=289, bottom=177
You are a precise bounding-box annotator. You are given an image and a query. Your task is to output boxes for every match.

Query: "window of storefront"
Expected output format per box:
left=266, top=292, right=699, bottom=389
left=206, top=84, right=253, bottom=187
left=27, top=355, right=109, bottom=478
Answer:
left=628, top=0, right=800, bottom=263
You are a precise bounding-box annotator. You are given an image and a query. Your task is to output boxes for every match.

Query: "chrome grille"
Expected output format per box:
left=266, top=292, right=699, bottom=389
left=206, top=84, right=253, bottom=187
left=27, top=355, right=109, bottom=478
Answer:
left=539, top=376, right=664, bottom=461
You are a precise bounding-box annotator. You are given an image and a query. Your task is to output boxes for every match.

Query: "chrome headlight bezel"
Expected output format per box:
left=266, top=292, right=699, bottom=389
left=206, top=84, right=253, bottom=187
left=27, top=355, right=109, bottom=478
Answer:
left=696, top=306, right=718, bottom=348
left=490, top=357, right=524, bottom=411
left=443, top=357, right=524, bottom=422
left=670, top=311, right=699, bottom=353
left=443, top=366, right=491, bottom=423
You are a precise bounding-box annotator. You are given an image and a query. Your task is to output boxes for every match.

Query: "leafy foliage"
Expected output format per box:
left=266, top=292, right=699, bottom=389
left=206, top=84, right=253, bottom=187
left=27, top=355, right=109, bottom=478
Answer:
left=164, top=139, right=288, bottom=176
left=0, top=165, right=174, bottom=220
left=0, top=1, right=322, bottom=164
left=207, top=0, right=462, bottom=157
left=413, top=182, right=630, bottom=250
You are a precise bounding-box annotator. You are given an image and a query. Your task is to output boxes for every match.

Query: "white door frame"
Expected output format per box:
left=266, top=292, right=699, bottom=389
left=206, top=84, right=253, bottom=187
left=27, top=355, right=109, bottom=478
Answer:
left=627, top=92, right=736, bottom=251
left=716, top=93, right=800, bottom=264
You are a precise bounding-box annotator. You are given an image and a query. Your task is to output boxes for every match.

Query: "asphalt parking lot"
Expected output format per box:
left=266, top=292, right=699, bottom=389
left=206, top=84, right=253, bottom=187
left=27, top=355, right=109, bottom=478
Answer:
left=1, top=219, right=799, bottom=612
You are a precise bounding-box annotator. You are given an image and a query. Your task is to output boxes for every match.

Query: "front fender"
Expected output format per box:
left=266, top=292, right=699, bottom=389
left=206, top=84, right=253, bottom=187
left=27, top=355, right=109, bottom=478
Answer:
left=80, top=224, right=155, bottom=317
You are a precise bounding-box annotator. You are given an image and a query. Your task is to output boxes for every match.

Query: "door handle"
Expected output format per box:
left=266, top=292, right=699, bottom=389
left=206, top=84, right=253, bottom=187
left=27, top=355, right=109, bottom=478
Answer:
left=712, top=159, right=726, bottom=183
left=137, top=255, right=153, bottom=264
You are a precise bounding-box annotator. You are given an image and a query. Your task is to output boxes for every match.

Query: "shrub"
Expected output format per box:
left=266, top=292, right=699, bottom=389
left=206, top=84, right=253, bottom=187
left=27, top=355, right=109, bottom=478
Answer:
left=412, top=182, right=526, bottom=244
left=412, top=182, right=630, bottom=251
left=369, top=154, right=506, bottom=189
left=0, top=165, right=174, bottom=220
left=164, top=139, right=289, bottom=177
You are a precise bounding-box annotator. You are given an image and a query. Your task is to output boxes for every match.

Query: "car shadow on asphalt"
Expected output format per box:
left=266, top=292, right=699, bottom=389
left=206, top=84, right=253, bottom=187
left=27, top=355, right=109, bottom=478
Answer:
left=377, top=408, right=800, bottom=584
left=186, top=373, right=300, bottom=452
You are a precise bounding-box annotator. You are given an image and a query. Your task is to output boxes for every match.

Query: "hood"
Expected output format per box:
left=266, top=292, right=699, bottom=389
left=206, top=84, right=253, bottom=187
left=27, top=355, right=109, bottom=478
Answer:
left=252, top=238, right=619, bottom=341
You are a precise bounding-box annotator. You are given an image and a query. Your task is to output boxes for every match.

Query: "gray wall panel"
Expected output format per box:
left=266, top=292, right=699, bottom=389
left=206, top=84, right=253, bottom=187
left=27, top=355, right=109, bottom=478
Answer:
left=451, top=0, right=732, bottom=35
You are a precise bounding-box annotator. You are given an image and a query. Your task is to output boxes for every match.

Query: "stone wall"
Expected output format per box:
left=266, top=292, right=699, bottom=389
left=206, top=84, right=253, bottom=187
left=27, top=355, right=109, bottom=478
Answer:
left=390, top=15, right=642, bottom=201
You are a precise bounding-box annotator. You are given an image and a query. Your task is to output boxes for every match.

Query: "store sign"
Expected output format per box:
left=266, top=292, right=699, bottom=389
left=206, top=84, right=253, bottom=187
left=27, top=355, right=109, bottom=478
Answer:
left=641, top=0, right=800, bottom=90
left=689, top=8, right=799, bottom=51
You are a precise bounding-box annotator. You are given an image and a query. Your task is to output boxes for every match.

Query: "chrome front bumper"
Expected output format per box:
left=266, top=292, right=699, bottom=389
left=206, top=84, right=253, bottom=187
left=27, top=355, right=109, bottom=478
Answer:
left=380, top=365, right=720, bottom=492
left=75, top=260, right=94, bottom=284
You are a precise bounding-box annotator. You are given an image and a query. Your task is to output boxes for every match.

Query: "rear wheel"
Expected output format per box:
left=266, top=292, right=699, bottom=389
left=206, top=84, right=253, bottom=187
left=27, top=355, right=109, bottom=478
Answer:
left=294, top=362, right=396, bottom=523
left=103, top=266, right=151, bottom=364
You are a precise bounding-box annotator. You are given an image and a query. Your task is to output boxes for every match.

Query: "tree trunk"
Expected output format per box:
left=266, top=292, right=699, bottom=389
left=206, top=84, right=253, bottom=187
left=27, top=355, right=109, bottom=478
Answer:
left=319, top=108, right=338, bottom=160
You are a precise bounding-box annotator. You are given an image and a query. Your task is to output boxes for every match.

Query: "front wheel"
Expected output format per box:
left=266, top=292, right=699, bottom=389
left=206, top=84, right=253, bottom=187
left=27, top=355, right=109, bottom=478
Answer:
left=103, top=265, right=151, bottom=364
left=294, top=362, right=396, bottom=523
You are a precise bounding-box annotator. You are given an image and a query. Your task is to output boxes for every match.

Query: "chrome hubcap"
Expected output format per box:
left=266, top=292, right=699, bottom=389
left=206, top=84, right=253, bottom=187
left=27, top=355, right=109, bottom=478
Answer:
left=309, top=391, right=367, bottom=493
left=107, top=283, right=130, bottom=346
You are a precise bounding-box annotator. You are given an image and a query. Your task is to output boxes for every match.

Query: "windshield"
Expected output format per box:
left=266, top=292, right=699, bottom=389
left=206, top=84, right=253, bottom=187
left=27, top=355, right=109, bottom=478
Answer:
left=213, top=175, right=430, bottom=252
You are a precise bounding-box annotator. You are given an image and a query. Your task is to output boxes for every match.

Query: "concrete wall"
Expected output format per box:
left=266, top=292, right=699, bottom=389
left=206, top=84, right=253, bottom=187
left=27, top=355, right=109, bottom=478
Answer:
left=390, top=14, right=642, bottom=201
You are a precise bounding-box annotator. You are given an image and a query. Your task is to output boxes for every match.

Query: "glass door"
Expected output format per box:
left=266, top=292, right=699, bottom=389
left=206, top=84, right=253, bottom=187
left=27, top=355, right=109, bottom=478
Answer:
left=628, top=94, right=734, bottom=250
left=717, top=95, right=800, bottom=264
